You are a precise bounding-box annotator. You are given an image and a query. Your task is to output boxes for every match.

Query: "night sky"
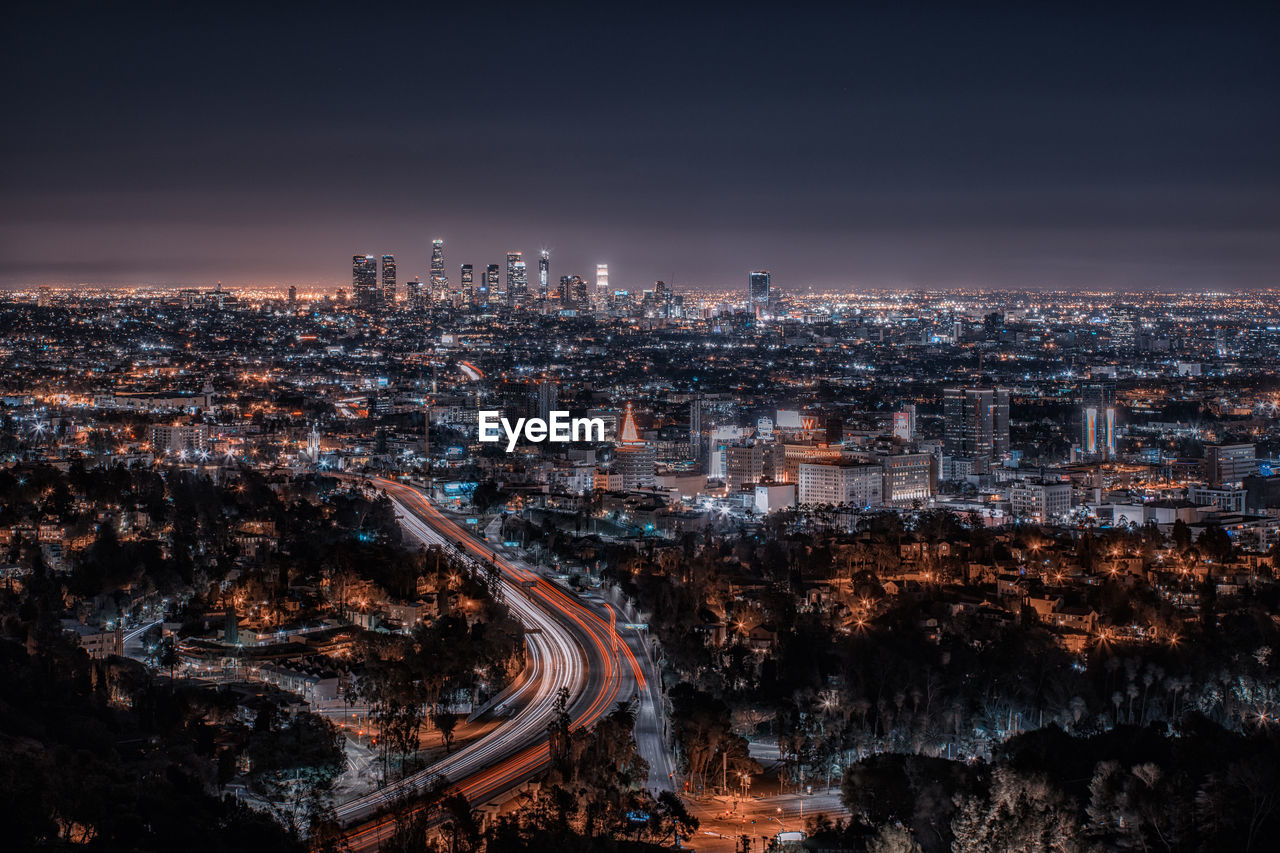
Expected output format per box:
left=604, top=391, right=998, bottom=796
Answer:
left=2, top=1, right=1277, bottom=292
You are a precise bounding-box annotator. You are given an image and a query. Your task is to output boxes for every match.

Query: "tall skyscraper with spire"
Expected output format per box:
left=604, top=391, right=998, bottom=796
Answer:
left=538, top=249, right=550, bottom=299
left=430, top=239, right=447, bottom=302
left=381, top=254, right=396, bottom=306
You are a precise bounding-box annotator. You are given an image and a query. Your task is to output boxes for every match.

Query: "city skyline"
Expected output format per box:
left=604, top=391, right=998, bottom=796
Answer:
left=6, top=256, right=1280, bottom=852
left=6, top=3, right=1280, bottom=852
left=3, top=2, right=1278, bottom=292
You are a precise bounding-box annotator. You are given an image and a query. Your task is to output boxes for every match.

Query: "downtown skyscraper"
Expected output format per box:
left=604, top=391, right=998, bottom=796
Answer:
left=405, top=276, right=426, bottom=310
left=749, top=270, right=771, bottom=305
left=506, top=252, right=527, bottom=306
left=430, top=239, right=447, bottom=302
left=595, top=264, right=609, bottom=307
left=1080, top=381, right=1117, bottom=460
left=483, top=263, right=499, bottom=307
left=943, top=387, right=1010, bottom=472
left=538, top=250, right=550, bottom=300
left=352, top=254, right=378, bottom=308
left=381, top=254, right=396, bottom=306
left=459, top=264, right=474, bottom=305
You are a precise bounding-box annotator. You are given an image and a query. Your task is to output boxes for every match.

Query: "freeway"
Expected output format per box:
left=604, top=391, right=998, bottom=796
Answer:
left=122, top=618, right=162, bottom=662
left=336, top=476, right=657, bottom=850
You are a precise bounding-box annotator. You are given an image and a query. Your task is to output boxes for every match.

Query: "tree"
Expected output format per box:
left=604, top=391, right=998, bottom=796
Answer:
left=158, top=635, right=181, bottom=682
left=868, top=823, right=924, bottom=853
left=1197, top=524, right=1234, bottom=564
left=440, top=793, right=481, bottom=853
left=434, top=708, right=459, bottom=754
left=1086, top=761, right=1182, bottom=852
left=951, top=768, right=1080, bottom=853
left=653, top=790, right=698, bottom=845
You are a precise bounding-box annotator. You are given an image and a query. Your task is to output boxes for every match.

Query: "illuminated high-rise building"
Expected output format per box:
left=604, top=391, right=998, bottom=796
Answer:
left=595, top=263, right=609, bottom=307
left=287, top=284, right=297, bottom=305
left=460, top=264, right=474, bottom=305
left=749, top=270, right=771, bottom=305
left=893, top=405, right=916, bottom=442
left=689, top=396, right=703, bottom=464
left=557, top=275, right=587, bottom=306
left=538, top=250, right=550, bottom=299
left=352, top=254, right=378, bottom=307
left=943, top=387, right=1009, bottom=469
left=405, top=276, right=426, bottom=310
left=506, top=252, right=527, bottom=306
left=430, top=239, right=447, bottom=301
left=483, top=263, right=500, bottom=306
left=537, top=379, right=557, bottom=423
left=1080, top=381, right=1116, bottom=460
left=381, top=254, right=397, bottom=306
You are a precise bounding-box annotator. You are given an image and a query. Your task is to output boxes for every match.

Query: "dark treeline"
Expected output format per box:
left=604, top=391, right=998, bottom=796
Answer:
left=824, top=717, right=1280, bottom=852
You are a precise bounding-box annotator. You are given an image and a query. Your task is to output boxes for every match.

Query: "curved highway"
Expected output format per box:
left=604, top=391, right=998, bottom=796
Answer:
left=336, top=476, right=651, bottom=850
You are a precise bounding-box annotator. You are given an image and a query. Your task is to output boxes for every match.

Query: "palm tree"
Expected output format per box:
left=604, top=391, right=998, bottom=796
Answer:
left=158, top=636, right=181, bottom=683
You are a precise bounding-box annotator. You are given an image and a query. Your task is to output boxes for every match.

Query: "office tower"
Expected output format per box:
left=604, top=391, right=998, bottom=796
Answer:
left=287, top=285, right=297, bottom=305
left=538, top=250, right=550, bottom=299
left=595, top=264, right=609, bottom=307
left=149, top=424, right=210, bottom=455
left=483, top=263, right=499, bottom=307
left=749, top=270, right=771, bottom=305
left=558, top=275, right=586, bottom=306
left=652, top=280, right=670, bottom=316
left=797, top=463, right=884, bottom=507
left=352, top=254, right=378, bottom=307
left=537, top=380, right=557, bottom=423
left=336, top=288, right=348, bottom=304
left=893, top=405, right=916, bottom=442
left=1080, top=381, right=1116, bottom=460
left=943, top=387, right=1009, bottom=467
left=824, top=415, right=844, bottom=443
left=381, top=254, right=397, bottom=306
left=406, top=276, right=426, bottom=310
left=1110, top=304, right=1137, bottom=350
left=506, top=252, right=527, bottom=305
left=37, top=285, right=52, bottom=307
left=430, top=239, right=447, bottom=301
left=726, top=443, right=784, bottom=490
left=689, top=397, right=702, bottom=462
left=460, top=264, right=474, bottom=305
left=1205, top=443, right=1257, bottom=487
left=876, top=452, right=937, bottom=505
left=1010, top=480, right=1072, bottom=523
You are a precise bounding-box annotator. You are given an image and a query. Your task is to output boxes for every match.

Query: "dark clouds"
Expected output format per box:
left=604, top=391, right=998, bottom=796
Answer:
left=1, top=1, right=1277, bottom=291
